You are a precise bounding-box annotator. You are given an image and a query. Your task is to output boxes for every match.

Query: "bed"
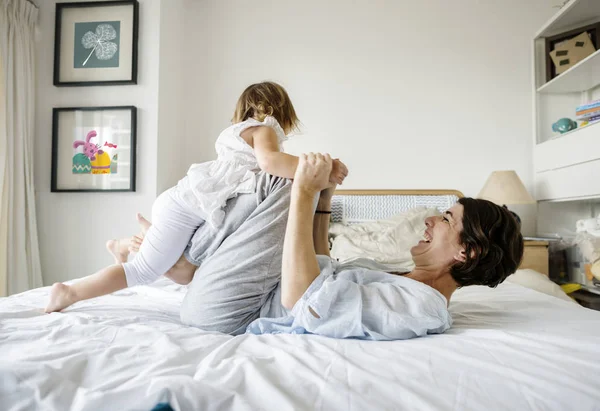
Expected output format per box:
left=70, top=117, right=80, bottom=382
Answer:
left=1, top=190, right=600, bottom=411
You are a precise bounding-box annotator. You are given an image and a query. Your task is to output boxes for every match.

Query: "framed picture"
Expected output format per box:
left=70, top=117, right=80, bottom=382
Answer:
left=51, top=106, right=137, bottom=192
left=53, top=0, right=139, bottom=86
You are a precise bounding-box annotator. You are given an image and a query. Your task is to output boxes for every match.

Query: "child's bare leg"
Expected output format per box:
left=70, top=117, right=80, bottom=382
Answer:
left=106, top=214, right=153, bottom=264
left=46, top=264, right=127, bottom=313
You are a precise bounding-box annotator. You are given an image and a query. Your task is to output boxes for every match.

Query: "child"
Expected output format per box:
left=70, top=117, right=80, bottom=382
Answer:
left=46, top=81, right=348, bottom=313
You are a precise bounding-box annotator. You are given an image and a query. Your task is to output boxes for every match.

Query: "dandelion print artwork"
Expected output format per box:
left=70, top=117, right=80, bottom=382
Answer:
left=54, top=1, right=137, bottom=85
left=73, top=21, right=121, bottom=69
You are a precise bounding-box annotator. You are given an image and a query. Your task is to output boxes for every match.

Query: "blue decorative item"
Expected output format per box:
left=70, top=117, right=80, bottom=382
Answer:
left=552, top=118, right=578, bottom=134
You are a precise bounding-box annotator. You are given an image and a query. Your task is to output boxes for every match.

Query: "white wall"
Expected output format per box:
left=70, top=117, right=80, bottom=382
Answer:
left=35, top=0, right=160, bottom=285
left=34, top=0, right=561, bottom=285
left=177, top=0, right=557, bottom=234
left=156, top=0, right=188, bottom=194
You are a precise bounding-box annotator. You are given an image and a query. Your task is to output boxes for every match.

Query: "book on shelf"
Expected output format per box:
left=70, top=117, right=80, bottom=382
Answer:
left=577, top=111, right=600, bottom=121
left=579, top=117, right=600, bottom=124
left=576, top=106, right=600, bottom=116
left=576, top=100, right=600, bottom=112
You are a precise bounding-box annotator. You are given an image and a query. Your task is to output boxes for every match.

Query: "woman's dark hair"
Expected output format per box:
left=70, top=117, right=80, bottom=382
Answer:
left=451, top=197, right=524, bottom=288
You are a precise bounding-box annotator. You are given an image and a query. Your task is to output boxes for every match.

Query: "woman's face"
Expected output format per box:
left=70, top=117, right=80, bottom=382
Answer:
left=410, top=203, right=467, bottom=268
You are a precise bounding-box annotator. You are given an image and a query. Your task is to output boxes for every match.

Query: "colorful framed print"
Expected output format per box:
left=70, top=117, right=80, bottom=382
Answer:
left=53, top=0, right=139, bottom=86
left=51, top=106, right=137, bottom=192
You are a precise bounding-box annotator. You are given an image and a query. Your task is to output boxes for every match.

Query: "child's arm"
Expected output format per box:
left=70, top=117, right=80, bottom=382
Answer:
left=252, top=126, right=298, bottom=179
left=253, top=127, right=349, bottom=184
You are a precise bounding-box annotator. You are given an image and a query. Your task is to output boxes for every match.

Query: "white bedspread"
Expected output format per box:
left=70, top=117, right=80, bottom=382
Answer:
left=1, top=277, right=599, bottom=411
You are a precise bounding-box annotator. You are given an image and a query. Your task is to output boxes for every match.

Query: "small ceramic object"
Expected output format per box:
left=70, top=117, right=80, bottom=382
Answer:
left=552, top=118, right=578, bottom=134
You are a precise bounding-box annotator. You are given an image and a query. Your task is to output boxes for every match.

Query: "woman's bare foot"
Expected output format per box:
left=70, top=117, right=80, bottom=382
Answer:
left=137, top=213, right=151, bottom=234
left=106, top=213, right=151, bottom=263
left=106, top=239, right=130, bottom=264
left=127, top=212, right=196, bottom=285
left=45, top=283, right=78, bottom=313
left=165, top=255, right=197, bottom=285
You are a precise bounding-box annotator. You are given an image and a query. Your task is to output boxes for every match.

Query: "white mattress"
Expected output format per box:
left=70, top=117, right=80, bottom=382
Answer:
left=1, top=277, right=599, bottom=411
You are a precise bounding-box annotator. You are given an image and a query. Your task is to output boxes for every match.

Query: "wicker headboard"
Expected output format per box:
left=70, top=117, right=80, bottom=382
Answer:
left=331, top=189, right=464, bottom=224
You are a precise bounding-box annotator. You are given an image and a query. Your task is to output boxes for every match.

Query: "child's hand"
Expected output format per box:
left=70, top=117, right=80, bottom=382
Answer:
left=329, top=159, right=348, bottom=185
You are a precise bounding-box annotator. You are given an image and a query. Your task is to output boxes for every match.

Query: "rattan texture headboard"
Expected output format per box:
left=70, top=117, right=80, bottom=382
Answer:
left=331, top=190, right=464, bottom=224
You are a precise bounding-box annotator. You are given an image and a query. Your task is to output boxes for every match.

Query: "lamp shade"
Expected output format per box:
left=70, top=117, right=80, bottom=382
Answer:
left=477, top=170, right=535, bottom=205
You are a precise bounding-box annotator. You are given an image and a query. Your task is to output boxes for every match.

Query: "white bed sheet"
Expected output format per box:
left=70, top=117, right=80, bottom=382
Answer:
left=1, top=277, right=599, bottom=411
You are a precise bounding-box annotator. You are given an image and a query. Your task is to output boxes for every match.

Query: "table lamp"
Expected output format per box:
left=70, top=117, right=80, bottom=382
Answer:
left=477, top=170, right=535, bottom=226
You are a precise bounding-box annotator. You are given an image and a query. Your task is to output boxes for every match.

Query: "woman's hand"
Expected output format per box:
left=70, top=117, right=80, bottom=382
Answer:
left=329, top=159, right=348, bottom=185
left=321, top=158, right=347, bottom=206
left=293, top=153, right=333, bottom=197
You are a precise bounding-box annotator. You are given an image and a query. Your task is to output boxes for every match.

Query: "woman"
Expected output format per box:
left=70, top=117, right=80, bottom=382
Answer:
left=133, top=154, right=523, bottom=341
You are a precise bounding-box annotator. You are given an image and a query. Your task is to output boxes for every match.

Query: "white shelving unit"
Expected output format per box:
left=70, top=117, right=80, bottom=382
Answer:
left=536, top=0, right=600, bottom=38
left=533, top=0, right=600, bottom=202
left=537, top=49, right=600, bottom=94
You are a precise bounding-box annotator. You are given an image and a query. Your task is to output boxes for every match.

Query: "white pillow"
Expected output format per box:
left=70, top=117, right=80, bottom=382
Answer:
left=329, top=207, right=439, bottom=271
left=507, top=269, right=575, bottom=303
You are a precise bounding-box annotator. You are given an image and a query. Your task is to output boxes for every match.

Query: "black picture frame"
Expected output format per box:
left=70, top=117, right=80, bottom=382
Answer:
left=51, top=106, right=137, bottom=192
left=53, top=0, right=139, bottom=86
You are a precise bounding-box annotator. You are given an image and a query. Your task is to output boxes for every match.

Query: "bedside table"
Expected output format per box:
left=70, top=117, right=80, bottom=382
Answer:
left=520, top=240, right=549, bottom=275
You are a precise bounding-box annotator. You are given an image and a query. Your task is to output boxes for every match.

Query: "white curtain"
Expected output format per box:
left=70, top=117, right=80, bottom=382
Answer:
left=0, top=0, right=42, bottom=296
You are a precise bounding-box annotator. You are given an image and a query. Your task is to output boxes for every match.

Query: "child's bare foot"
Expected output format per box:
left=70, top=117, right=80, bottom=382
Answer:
left=106, top=239, right=129, bottom=264
left=137, top=213, right=151, bottom=235
left=45, top=283, right=78, bottom=313
left=164, top=255, right=197, bottom=285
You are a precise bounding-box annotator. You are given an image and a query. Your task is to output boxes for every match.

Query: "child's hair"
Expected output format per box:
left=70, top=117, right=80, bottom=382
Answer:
left=232, top=81, right=300, bottom=134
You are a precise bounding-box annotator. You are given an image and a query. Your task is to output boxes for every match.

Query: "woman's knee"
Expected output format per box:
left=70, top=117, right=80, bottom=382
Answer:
left=180, top=294, right=243, bottom=334
left=180, top=309, right=242, bottom=334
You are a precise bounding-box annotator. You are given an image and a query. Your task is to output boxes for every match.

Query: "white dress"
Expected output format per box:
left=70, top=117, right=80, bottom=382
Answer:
left=177, top=115, right=288, bottom=227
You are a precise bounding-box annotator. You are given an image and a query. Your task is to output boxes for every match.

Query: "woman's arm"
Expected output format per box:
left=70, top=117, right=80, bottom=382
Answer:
left=281, top=153, right=333, bottom=309
left=312, top=186, right=336, bottom=257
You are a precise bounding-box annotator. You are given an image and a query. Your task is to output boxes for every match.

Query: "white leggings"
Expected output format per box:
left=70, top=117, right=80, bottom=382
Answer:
left=122, top=187, right=203, bottom=286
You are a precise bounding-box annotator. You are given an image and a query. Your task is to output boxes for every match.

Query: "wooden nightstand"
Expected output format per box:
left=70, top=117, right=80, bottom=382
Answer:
left=520, top=240, right=549, bottom=275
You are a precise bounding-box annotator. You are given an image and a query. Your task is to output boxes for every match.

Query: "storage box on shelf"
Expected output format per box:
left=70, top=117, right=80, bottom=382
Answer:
left=533, top=0, right=600, bottom=202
